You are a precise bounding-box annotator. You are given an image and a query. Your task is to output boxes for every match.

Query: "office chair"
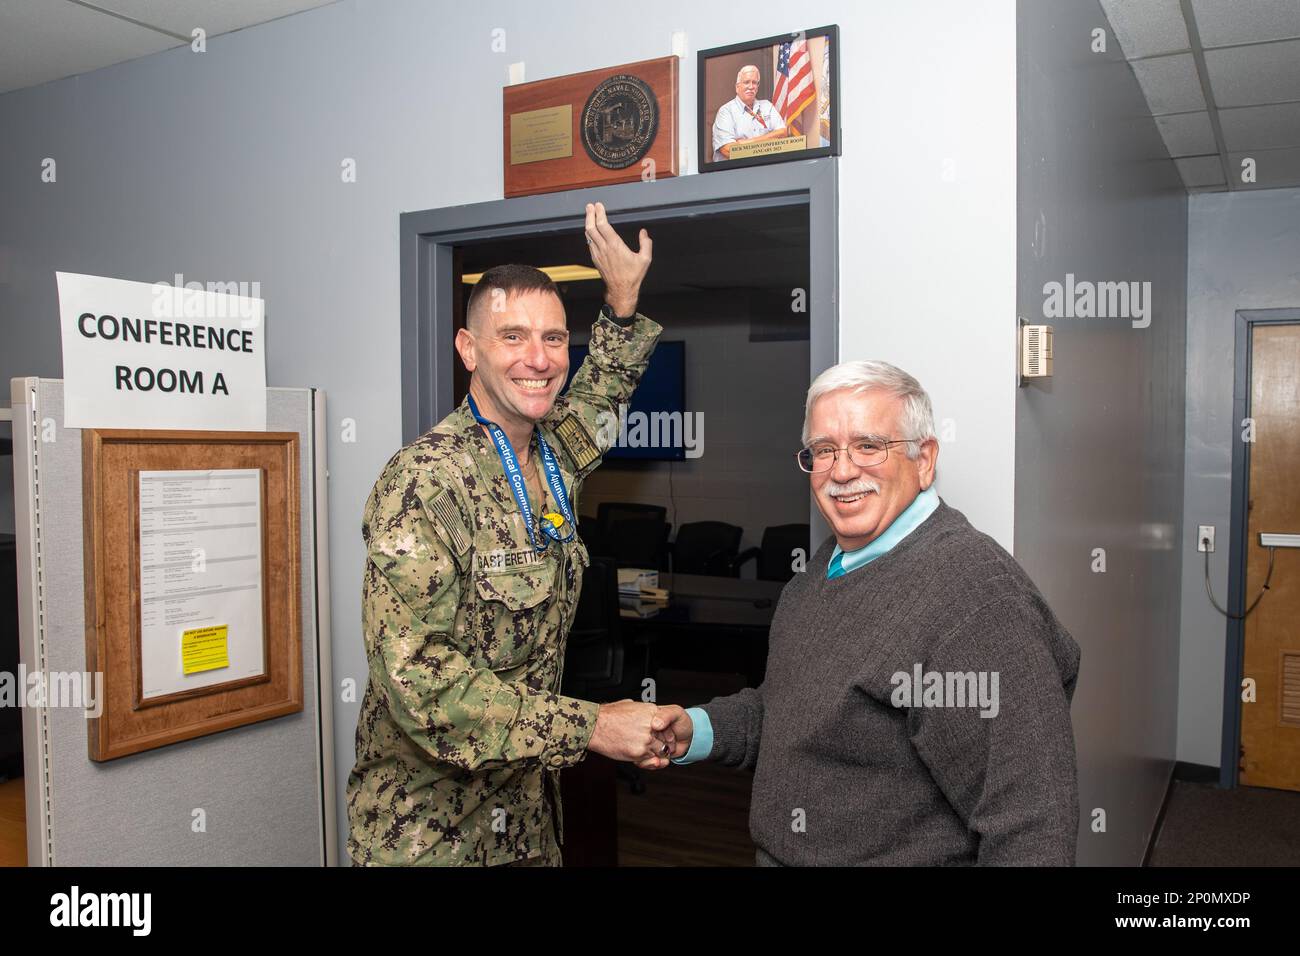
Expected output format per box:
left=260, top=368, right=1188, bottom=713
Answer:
left=737, top=523, right=811, bottom=582
left=606, top=517, right=671, bottom=571
left=560, top=556, right=649, bottom=795
left=562, top=556, right=624, bottom=696
left=670, top=521, right=744, bottom=576
left=597, top=502, right=667, bottom=540
left=578, top=514, right=604, bottom=557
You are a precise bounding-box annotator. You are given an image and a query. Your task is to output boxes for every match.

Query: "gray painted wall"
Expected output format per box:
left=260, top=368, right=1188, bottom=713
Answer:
left=1016, top=0, right=1189, bottom=865
left=1179, top=187, right=1300, bottom=768
left=0, top=0, right=1017, bottom=858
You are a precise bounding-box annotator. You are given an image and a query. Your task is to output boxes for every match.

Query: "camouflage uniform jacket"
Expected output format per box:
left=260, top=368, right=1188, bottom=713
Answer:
left=347, top=313, right=662, bottom=865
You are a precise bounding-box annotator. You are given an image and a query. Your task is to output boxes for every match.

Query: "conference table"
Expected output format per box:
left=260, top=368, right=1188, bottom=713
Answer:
left=618, top=572, right=788, bottom=687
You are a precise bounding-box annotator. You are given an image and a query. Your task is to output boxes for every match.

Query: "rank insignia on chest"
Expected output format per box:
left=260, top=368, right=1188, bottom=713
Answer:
left=553, top=414, right=600, bottom=471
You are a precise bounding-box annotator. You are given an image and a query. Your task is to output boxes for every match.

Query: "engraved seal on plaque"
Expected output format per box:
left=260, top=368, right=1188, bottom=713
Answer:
left=580, top=74, right=659, bottom=170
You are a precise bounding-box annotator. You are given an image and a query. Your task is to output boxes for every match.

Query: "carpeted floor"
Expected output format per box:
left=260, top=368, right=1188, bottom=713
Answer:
left=1148, top=780, right=1300, bottom=866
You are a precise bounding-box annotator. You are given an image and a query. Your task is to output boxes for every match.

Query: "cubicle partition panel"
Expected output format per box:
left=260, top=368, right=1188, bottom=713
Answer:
left=9, top=378, right=335, bottom=865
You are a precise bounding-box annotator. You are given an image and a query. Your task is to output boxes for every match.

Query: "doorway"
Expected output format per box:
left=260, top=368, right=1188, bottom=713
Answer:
left=399, top=159, right=837, bottom=441
left=1224, top=310, right=1300, bottom=791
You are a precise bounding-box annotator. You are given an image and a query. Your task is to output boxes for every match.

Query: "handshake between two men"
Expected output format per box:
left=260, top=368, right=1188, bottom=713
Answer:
left=588, top=701, right=693, bottom=770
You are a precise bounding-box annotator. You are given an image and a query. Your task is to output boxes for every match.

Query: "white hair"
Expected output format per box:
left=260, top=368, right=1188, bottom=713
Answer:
left=801, top=360, right=936, bottom=459
left=736, top=65, right=760, bottom=83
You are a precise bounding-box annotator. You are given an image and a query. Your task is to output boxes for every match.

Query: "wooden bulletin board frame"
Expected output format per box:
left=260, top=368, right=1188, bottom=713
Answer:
left=82, top=429, right=303, bottom=761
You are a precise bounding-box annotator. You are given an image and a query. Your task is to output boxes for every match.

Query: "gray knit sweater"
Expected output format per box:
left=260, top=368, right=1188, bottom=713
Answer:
left=701, top=500, right=1081, bottom=866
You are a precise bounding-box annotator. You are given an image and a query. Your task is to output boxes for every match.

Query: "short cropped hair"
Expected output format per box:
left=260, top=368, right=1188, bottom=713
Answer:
left=465, top=264, right=560, bottom=329
left=801, top=360, right=936, bottom=459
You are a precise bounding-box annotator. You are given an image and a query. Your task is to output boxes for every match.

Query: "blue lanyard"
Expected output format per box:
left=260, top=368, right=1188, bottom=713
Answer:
left=467, top=394, right=576, bottom=552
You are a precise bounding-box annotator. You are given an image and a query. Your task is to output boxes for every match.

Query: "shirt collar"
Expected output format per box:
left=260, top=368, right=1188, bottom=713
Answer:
left=828, top=485, right=939, bottom=577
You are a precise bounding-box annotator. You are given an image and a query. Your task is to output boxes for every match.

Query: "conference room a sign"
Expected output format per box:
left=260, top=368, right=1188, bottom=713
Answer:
left=56, top=272, right=267, bottom=431
left=503, top=56, right=679, bottom=198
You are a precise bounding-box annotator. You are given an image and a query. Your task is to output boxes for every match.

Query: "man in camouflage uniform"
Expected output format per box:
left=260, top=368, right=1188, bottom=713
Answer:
left=348, top=202, right=674, bottom=866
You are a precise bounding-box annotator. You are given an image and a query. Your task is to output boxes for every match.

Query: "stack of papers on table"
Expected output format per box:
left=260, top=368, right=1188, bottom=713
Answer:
left=617, top=568, right=659, bottom=596
left=618, top=597, right=663, bottom=619
left=617, top=568, right=668, bottom=617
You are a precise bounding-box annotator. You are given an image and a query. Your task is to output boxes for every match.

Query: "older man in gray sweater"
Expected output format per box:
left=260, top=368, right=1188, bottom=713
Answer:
left=652, top=361, right=1081, bottom=865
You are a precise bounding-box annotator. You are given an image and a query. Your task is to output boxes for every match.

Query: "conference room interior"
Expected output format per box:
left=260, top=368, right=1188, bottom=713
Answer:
left=454, top=206, right=811, bottom=865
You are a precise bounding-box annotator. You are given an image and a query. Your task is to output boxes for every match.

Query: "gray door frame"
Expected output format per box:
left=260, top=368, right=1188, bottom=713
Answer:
left=399, top=157, right=839, bottom=442
left=1221, top=307, right=1300, bottom=788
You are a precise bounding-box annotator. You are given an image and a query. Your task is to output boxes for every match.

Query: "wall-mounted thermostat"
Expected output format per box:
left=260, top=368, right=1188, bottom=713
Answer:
left=1020, top=323, right=1053, bottom=382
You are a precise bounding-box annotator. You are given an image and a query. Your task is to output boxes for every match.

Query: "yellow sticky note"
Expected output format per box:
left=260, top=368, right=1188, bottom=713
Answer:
left=181, top=624, right=231, bottom=676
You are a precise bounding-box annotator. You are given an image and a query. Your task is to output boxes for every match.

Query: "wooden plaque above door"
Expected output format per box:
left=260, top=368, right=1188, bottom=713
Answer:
left=503, top=56, right=679, bottom=198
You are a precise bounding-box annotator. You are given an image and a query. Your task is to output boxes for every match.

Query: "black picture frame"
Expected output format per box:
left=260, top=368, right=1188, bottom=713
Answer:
left=697, top=24, right=841, bottom=174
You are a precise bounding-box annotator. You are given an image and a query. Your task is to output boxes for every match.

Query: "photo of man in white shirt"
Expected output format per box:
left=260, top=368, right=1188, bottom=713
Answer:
left=711, top=65, right=788, bottom=161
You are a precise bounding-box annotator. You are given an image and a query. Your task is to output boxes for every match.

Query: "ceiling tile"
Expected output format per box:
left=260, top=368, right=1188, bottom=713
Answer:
left=1130, top=53, right=1207, bottom=113
left=1099, top=0, right=1189, bottom=59
left=0, top=0, right=176, bottom=95
left=1204, top=39, right=1300, bottom=107
left=92, top=1, right=337, bottom=38
left=1190, top=0, right=1300, bottom=48
left=1228, top=147, right=1300, bottom=188
left=1176, top=155, right=1227, bottom=186
left=1219, top=102, right=1300, bottom=150
left=1154, top=111, right=1218, bottom=155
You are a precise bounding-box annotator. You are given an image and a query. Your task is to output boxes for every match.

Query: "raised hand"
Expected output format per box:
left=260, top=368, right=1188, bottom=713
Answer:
left=584, top=201, right=652, bottom=318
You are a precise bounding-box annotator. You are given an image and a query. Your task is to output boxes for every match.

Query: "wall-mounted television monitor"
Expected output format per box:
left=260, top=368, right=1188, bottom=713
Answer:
left=565, top=340, right=686, bottom=462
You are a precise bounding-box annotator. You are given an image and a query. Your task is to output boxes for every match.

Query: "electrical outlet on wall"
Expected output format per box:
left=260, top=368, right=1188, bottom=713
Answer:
left=1198, top=525, right=1215, bottom=553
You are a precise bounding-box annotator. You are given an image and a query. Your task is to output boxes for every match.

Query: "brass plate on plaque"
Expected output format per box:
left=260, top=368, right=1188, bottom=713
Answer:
left=729, top=134, right=809, bottom=160
left=510, top=105, right=573, bottom=165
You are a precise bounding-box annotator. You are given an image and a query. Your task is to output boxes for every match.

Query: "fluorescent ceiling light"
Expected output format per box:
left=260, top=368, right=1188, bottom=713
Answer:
left=461, top=265, right=601, bottom=284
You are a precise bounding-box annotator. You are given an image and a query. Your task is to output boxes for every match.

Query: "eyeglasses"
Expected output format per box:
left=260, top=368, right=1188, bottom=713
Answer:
left=795, top=439, right=917, bottom=474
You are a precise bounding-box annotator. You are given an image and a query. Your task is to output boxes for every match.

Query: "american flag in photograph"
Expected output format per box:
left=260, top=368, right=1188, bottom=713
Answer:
left=773, top=38, right=815, bottom=133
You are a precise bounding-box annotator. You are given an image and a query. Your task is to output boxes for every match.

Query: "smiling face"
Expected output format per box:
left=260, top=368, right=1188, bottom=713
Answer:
left=455, top=288, right=570, bottom=436
left=805, top=388, right=938, bottom=552
left=735, top=66, right=760, bottom=108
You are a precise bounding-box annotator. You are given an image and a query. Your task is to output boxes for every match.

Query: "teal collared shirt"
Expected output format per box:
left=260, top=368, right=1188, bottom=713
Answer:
left=673, top=486, right=940, bottom=765
left=827, top=484, right=940, bottom=578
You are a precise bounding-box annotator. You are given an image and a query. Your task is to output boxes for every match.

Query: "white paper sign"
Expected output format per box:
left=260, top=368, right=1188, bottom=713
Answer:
left=138, top=469, right=266, bottom=700
left=57, top=271, right=266, bottom=430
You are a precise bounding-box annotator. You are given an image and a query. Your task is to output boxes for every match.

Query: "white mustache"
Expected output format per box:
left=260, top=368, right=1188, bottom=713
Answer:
left=823, top=478, right=880, bottom=499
